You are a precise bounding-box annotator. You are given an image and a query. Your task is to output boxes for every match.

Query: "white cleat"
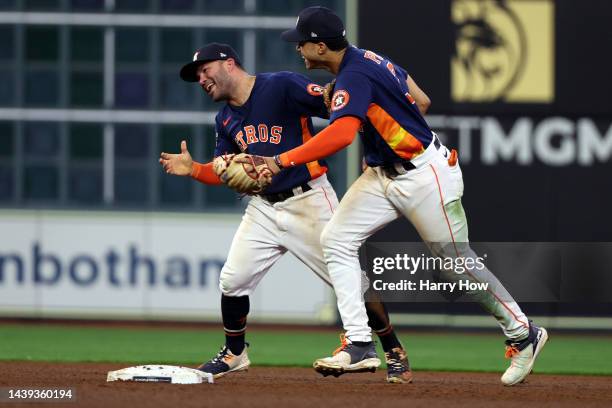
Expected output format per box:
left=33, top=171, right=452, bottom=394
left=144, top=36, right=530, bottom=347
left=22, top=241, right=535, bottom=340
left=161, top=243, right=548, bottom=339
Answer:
left=502, top=325, right=548, bottom=386
left=313, top=334, right=381, bottom=377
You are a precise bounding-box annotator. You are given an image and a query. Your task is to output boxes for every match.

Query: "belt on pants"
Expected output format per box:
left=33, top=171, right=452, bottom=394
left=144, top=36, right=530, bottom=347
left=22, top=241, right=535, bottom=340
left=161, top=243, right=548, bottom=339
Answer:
left=380, top=135, right=441, bottom=177
left=260, top=182, right=312, bottom=203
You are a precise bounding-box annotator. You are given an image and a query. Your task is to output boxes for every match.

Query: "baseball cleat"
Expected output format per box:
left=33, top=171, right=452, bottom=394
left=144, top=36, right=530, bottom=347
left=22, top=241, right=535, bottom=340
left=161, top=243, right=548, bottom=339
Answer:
left=501, top=324, right=548, bottom=386
left=313, top=334, right=381, bottom=377
left=197, top=343, right=250, bottom=379
left=385, top=347, right=413, bottom=384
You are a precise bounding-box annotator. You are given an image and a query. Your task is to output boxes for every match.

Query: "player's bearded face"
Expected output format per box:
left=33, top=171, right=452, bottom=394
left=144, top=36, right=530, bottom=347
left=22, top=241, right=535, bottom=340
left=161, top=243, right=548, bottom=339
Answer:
left=198, top=61, right=232, bottom=102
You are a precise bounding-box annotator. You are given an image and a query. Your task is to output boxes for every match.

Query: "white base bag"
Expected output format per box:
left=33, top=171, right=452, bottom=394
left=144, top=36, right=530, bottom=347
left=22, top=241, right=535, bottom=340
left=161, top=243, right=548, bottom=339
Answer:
left=107, top=365, right=214, bottom=384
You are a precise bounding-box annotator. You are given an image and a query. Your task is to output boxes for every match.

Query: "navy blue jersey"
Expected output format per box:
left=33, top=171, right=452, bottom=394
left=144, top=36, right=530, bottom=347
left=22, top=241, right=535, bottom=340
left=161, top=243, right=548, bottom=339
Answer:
left=214, top=72, right=329, bottom=194
left=329, top=46, right=434, bottom=167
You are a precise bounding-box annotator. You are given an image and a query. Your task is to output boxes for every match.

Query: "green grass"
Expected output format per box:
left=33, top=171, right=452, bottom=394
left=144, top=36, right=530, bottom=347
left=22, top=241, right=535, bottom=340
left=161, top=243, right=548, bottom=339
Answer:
left=0, top=324, right=610, bottom=375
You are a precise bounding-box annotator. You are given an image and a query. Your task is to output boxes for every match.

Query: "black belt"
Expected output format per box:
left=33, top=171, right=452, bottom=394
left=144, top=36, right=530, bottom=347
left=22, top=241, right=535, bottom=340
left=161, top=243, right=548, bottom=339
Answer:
left=260, top=182, right=312, bottom=203
left=380, top=135, right=441, bottom=177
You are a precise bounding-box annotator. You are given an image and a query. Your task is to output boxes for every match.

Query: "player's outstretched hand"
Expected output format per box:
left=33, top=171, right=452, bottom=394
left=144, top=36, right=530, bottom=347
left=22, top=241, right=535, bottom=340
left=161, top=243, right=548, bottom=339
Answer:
left=159, top=140, right=193, bottom=176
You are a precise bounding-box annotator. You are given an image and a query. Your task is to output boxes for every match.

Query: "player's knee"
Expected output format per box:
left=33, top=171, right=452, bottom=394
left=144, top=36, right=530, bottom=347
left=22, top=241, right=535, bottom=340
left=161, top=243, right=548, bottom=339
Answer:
left=320, top=223, right=341, bottom=251
left=320, top=223, right=357, bottom=259
left=219, top=280, right=250, bottom=297
left=219, top=266, right=251, bottom=297
left=218, top=276, right=235, bottom=296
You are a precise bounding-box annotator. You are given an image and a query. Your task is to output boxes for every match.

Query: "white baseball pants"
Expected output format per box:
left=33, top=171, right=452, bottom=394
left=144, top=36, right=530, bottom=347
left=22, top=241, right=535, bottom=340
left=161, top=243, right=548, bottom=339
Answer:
left=321, top=140, right=530, bottom=342
left=219, top=174, right=337, bottom=297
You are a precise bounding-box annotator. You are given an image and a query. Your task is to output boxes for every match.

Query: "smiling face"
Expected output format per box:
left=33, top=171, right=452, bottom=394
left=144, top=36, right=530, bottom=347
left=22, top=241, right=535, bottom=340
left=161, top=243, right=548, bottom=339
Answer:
left=296, top=41, right=326, bottom=70
left=196, top=60, right=233, bottom=102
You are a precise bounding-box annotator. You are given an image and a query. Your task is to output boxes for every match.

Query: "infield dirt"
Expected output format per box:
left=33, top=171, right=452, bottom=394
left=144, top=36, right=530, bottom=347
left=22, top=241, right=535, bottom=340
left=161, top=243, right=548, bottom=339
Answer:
left=1, top=362, right=611, bottom=408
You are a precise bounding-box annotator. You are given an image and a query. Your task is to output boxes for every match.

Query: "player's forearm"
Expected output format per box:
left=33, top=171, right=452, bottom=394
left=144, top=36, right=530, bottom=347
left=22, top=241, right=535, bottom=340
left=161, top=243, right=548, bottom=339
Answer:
left=417, top=99, right=430, bottom=115
left=191, top=161, right=223, bottom=185
left=278, top=116, right=361, bottom=167
left=406, top=76, right=431, bottom=115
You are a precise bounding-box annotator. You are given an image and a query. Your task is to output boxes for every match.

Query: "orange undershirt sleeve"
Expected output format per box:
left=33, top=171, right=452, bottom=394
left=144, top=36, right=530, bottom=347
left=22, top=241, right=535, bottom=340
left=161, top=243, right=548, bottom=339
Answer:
left=190, top=161, right=223, bottom=185
left=279, top=116, right=362, bottom=167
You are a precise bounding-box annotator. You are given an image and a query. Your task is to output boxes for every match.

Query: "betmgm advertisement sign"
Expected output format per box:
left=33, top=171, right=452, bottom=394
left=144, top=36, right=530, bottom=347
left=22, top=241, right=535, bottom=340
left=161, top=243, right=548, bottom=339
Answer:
left=451, top=0, right=554, bottom=103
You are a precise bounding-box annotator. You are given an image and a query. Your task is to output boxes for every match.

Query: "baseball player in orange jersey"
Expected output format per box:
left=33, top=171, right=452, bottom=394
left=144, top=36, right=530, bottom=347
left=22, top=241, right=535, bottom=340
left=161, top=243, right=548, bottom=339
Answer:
left=236, top=6, right=549, bottom=385
left=159, top=43, right=411, bottom=383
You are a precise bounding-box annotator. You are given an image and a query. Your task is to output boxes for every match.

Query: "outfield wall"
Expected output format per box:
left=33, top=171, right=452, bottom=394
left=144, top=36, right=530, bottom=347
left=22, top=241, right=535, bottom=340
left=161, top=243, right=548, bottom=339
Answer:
left=0, top=210, right=336, bottom=324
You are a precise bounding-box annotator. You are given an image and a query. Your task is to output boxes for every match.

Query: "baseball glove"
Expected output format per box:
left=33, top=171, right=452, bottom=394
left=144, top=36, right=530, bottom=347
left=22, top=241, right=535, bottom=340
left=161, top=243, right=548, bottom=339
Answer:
left=212, top=154, right=235, bottom=177
left=322, top=79, right=336, bottom=113
left=220, top=153, right=275, bottom=194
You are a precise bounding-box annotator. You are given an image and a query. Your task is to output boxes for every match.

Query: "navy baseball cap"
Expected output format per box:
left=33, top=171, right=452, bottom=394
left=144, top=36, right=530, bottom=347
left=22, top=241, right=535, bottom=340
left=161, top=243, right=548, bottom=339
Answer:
left=180, top=43, right=242, bottom=82
left=281, top=6, right=346, bottom=42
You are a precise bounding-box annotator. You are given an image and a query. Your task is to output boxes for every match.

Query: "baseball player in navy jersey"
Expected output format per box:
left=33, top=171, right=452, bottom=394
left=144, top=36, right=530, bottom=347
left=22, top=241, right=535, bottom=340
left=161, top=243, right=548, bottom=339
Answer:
left=236, top=7, right=549, bottom=385
left=158, top=43, right=412, bottom=383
